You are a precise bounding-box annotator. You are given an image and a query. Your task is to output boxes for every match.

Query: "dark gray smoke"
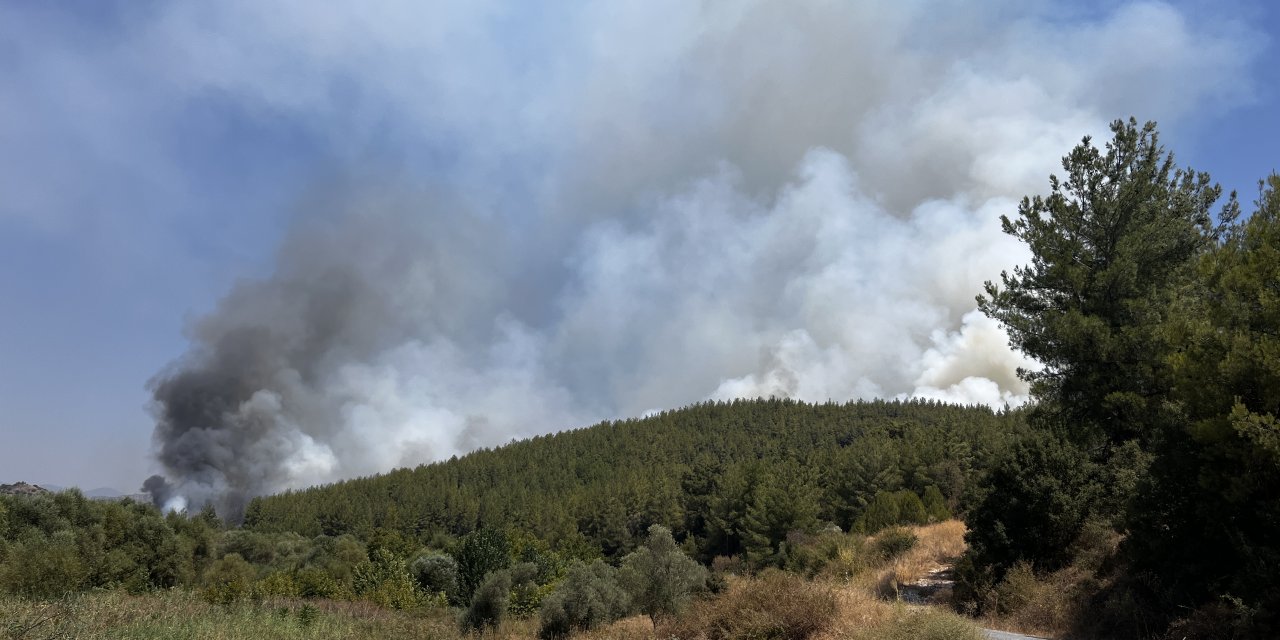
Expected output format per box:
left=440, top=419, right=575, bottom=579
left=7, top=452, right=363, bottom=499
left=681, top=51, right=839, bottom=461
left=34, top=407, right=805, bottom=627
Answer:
left=140, top=1, right=1251, bottom=517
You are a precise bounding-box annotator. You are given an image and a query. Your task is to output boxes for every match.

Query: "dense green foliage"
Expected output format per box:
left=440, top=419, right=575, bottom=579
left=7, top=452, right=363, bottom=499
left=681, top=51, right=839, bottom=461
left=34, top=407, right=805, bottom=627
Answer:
left=1125, top=174, right=1280, bottom=629
left=0, top=490, right=216, bottom=598
left=618, top=525, right=707, bottom=625
left=979, top=118, right=1231, bottom=452
left=245, top=398, right=1023, bottom=565
left=965, top=119, right=1280, bottom=637
left=0, top=398, right=1017, bottom=637
left=460, top=569, right=512, bottom=631
left=537, top=560, right=631, bottom=639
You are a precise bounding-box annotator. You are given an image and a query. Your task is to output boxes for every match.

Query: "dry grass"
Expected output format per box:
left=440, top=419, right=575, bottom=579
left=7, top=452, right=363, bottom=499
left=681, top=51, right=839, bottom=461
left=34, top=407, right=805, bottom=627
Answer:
left=0, top=589, right=531, bottom=640
left=833, top=520, right=968, bottom=602
left=661, top=571, right=839, bottom=640
left=883, top=520, right=967, bottom=586
left=974, top=562, right=1095, bottom=639
left=652, top=520, right=983, bottom=640
left=576, top=614, right=655, bottom=640
left=813, top=520, right=983, bottom=640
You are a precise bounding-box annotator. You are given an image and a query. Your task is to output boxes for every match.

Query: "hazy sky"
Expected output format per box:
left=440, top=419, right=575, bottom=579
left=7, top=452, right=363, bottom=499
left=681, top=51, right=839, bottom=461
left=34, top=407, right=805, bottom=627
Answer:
left=1, top=0, right=1277, bottom=493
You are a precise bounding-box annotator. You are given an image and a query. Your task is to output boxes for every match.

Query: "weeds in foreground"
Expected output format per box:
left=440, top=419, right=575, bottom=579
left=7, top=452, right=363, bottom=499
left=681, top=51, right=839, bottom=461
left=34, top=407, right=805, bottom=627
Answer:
left=0, top=590, right=474, bottom=640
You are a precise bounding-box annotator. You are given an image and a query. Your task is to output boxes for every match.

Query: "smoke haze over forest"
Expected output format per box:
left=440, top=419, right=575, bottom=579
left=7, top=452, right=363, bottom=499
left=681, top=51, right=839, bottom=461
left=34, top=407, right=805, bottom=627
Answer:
left=0, top=1, right=1272, bottom=509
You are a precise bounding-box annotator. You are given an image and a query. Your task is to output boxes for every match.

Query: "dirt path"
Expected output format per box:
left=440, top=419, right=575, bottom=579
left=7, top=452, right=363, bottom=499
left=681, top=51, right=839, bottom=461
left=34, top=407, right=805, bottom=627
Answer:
left=899, top=565, right=1052, bottom=640
left=983, top=629, right=1050, bottom=640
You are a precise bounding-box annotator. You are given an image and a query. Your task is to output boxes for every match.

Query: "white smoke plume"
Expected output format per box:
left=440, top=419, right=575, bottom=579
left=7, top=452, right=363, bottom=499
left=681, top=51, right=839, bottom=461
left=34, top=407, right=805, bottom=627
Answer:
left=137, top=1, right=1253, bottom=515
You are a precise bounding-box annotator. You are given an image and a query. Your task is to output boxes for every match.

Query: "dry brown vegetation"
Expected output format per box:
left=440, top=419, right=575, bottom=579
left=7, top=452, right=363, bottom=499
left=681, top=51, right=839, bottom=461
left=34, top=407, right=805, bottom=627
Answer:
left=663, top=571, right=840, bottom=640
left=657, top=520, right=982, bottom=640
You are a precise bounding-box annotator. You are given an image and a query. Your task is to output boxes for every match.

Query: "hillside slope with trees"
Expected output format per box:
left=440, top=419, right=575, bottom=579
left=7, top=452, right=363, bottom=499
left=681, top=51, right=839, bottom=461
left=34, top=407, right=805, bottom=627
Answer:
left=244, top=398, right=1024, bottom=564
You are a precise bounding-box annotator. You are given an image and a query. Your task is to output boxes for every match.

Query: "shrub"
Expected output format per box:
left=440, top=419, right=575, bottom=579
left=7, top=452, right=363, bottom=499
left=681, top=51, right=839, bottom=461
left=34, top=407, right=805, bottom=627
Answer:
left=816, top=535, right=873, bottom=582
left=220, top=530, right=277, bottom=566
left=296, top=567, right=340, bottom=599
left=252, top=571, right=299, bottom=599
left=780, top=531, right=832, bottom=578
left=461, top=570, right=512, bottom=632
left=711, top=555, right=744, bottom=576
left=297, top=603, right=319, bottom=628
left=859, top=491, right=900, bottom=533
left=302, top=534, right=367, bottom=585
left=0, top=531, right=87, bottom=598
left=538, top=560, right=631, bottom=639
left=620, top=525, right=707, bottom=626
left=895, top=491, right=928, bottom=526
left=455, top=528, right=511, bottom=605
left=663, top=571, right=837, bottom=640
left=202, top=553, right=256, bottom=605
left=411, top=552, right=460, bottom=604
left=873, top=527, right=918, bottom=561
left=353, top=548, right=422, bottom=610
left=963, top=433, right=1100, bottom=582
left=846, top=607, right=985, bottom=640
left=363, top=575, right=424, bottom=610
left=922, top=486, right=951, bottom=523
left=508, top=562, right=549, bottom=618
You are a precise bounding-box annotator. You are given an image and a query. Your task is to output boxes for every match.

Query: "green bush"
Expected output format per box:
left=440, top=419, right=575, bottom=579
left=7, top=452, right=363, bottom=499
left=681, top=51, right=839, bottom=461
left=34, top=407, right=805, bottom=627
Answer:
left=296, top=567, right=340, bottom=599
left=538, top=560, right=631, bottom=639
left=0, top=531, right=87, bottom=598
left=221, top=530, right=277, bottom=566
left=859, top=492, right=900, bottom=533
left=960, top=432, right=1100, bottom=601
left=410, top=552, right=459, bottom=603
left=201, top=553, right=256, bottom=605
left=922, top=486, right=951, bottom=523
left=302, top=534, right=367, bottom=585
left=895, top=491, right=928, bottom=526
left=873, top=528, right=918, bottom=561
left=353, top=548, right=422, bottom=610
left=454, top=528, right=511, bottom=605
left=507, top=562, right=549, bottom=618
left=620, top=525, right=706, bottom=625
left=252, top=571, right=299, bottom=599
left=846, top=607, right=985, bottom=640
left=461, top=570, right=512, bottom=632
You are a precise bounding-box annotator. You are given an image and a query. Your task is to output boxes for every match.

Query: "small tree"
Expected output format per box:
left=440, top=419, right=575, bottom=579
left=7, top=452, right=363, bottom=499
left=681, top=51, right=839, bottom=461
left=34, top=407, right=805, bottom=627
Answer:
left=620, top=525, right=707, bottom=626
left=961, top=433, right=1100, bottom=585
left=859, top=491, right=901, bottom=533
left=461, top=570, right=512, bottom=633
left=894, top=490, right=928, bottom=525
left=201, top=553, right=256, bottom=605
left=922, top=486, right=951, bottom=523
left=411, top=553, right=460, bottom=604
left=538, top=560, right=631, bottom=639
left=352, top=548, right=420, bottom=610
left=454, top=528, right=511, bottom=605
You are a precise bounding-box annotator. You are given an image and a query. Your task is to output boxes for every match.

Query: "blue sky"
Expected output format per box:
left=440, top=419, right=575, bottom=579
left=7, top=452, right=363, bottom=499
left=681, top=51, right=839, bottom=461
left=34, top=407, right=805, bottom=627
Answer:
left=1, top=1, right=1277, bottom=493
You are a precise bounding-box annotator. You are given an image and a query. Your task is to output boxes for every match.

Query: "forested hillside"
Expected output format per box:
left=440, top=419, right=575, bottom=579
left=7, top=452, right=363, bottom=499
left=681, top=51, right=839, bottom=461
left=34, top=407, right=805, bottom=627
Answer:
left=245, top=398, right=1025, bottom=562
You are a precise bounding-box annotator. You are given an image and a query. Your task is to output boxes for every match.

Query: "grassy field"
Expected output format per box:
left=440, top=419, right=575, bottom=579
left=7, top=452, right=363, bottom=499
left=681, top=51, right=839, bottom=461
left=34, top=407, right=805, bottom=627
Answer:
left=1, top=591, right=471, bottom=640
left=1, top=522, right=986, bottom=640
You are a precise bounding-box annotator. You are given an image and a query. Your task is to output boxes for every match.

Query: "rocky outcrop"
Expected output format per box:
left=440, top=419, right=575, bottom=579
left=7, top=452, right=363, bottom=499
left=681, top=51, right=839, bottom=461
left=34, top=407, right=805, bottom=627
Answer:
left=0, top=481, right=52, bottom=496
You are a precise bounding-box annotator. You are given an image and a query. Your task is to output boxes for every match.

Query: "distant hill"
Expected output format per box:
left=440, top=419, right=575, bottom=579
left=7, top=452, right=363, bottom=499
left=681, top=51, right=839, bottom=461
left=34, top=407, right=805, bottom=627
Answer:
left=0, top=481, right=51, bottom=496
left=5, top=482, right=148, bottom=502
left=246, top=398, right=1028, bottom=560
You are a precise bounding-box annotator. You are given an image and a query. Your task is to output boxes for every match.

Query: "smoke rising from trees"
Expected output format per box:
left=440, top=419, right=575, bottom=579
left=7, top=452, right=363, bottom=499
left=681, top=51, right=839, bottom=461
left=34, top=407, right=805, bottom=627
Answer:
left=137, top=1, right=1253, bottom=515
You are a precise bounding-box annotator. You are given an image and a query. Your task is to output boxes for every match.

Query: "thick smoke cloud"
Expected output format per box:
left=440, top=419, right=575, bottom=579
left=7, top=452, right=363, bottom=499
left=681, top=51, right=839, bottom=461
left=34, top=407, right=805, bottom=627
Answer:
left=141, top=1, right=1253, bottom=515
